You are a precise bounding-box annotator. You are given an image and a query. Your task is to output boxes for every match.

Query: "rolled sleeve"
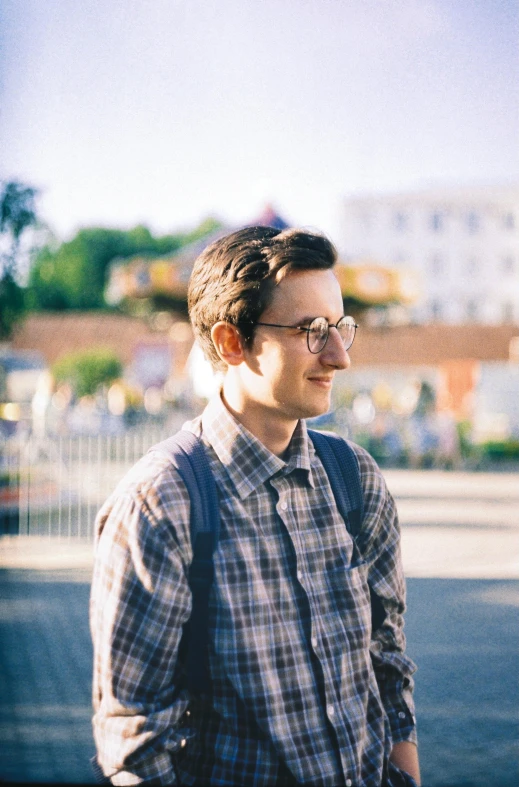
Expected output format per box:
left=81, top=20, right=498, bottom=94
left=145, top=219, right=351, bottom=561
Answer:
left=90, top=457, right=194, bottom=784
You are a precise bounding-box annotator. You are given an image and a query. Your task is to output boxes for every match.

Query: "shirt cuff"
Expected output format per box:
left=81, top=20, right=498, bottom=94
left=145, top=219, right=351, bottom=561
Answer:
left=110, top=751, right=177, bottom=785
left=385, top=684, right=418, bottom=746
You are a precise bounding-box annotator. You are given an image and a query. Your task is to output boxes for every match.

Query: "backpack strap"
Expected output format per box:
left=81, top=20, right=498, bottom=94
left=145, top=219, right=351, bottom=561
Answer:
left=148, top=429, right=219, bottom=695
left=308, top=429, right=364, bottom=540
left=308, top=429, right=386, bottom=633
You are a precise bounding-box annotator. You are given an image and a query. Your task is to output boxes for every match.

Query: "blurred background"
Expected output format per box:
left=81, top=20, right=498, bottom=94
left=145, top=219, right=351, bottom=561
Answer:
left=1, top=0, right=519, bottom=473
left=0, top=1, right=518, bottom=785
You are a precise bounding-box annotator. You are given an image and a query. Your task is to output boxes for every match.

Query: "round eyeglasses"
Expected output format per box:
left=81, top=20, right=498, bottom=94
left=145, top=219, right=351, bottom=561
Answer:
left=255, top=315, right=358, bottom=354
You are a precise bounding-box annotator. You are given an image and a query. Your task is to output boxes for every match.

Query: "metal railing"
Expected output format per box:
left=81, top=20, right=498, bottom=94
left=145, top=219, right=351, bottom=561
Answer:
left=0, top=419, right=187, bottom=538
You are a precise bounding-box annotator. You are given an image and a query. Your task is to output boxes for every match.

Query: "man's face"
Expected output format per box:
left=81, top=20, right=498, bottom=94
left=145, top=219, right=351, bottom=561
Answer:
left=239, top=268, right=350, bottom=426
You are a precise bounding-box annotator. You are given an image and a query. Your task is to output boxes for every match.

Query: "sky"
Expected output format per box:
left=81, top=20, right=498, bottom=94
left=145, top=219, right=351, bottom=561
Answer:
left=1, top=0, right=518, bottom=242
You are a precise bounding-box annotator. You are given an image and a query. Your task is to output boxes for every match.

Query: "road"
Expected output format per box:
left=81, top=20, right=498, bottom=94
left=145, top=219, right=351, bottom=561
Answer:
left=0, top=469, right=518, bottom=786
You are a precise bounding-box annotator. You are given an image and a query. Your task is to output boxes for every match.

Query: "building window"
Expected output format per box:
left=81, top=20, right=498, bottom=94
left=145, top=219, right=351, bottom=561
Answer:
left=430, top=300, right=442, bottom=320
left=502, top=255, right=515, bottom=275
left=466, top=300, right=479, bottom=321
left=394, top=211, right=408, bottom=231
left=430, top=211, right=444, bottom=232
left=466, top=211, right=480, bottom=234
left=503, top=212, right=516, bottom=230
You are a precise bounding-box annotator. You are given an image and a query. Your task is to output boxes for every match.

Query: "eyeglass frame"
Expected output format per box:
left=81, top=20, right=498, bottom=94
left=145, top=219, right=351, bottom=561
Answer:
left=254, top=315, right=358, bottom=354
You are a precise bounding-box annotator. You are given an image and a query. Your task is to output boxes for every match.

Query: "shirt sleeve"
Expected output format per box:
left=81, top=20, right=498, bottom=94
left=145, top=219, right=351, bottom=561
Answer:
left=90, top=458, right=194, bottom=784
left=351, top=444, right=418, bottom=746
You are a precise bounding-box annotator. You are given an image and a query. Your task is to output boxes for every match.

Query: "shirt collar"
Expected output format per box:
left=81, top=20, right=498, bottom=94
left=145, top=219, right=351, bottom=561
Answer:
left=201, top=394, right=315, bottom=499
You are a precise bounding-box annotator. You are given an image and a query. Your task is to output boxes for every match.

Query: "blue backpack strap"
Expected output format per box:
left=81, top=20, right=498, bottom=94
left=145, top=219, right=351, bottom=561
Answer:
left=308, top=429, right=386, bottom=633
left=308, top=429, right=364, bottom=540
left=149, top=429, right=219, bottom=695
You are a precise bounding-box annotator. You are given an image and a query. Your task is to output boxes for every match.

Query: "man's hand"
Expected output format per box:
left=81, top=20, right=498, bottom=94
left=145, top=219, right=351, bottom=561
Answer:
left=389, top=741, right=421, bottom=786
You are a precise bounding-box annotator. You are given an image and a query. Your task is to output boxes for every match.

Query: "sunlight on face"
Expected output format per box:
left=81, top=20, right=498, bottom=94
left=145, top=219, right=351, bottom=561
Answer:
left=238, top=268, right=350, bottom=425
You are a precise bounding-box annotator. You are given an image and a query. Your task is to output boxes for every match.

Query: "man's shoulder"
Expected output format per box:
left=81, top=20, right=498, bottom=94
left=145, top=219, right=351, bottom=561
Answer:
left=316, top=432, right=389, bottom=501
left=119, top=448, right=182, bottom=492
left=345, top=438, right=382, bottom=475
left=95, top=437, right=194, bottom=550
left=310, top=430, right=383, bottom=481
left=106, top=435, right=197, bottom=515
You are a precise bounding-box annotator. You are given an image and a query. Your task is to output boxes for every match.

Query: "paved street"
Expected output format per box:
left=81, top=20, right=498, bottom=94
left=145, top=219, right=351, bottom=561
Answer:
left=0, top=469, right=518, bottom=786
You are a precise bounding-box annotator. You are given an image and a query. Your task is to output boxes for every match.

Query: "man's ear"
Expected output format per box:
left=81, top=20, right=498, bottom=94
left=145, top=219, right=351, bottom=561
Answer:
left=211, top=322, right=246, bottom=367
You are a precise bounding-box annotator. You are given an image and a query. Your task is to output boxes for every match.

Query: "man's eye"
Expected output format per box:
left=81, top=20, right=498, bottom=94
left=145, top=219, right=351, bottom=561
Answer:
left=310, top=324, right=326, bottom=335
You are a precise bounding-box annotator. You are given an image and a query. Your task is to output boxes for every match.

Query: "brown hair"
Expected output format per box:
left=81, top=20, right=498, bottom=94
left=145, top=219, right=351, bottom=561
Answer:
left=188, top=225, right=337, bottom=370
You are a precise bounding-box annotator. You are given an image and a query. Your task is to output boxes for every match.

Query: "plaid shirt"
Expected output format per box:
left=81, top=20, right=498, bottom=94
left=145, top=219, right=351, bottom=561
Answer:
left=91, top=395, right=417, bottom=786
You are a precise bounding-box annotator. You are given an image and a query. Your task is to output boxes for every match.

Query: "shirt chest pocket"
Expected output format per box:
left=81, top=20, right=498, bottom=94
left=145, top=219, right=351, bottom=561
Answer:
left=324, top=560, right=372, bottom=642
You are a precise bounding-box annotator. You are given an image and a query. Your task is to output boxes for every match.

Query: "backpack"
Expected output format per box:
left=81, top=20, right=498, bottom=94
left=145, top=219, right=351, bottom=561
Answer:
left=150, top=428, right=386, bottom=695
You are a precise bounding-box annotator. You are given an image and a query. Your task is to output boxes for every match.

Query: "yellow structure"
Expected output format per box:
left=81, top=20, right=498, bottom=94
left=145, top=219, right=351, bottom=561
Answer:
left=335, top=261, right=420, bottom=306
left=107, top=256, right=420, bottom=310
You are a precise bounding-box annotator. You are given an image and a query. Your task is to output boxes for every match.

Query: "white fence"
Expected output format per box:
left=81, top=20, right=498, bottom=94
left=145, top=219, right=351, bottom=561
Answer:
left=0, top=424, right=177, bottom=538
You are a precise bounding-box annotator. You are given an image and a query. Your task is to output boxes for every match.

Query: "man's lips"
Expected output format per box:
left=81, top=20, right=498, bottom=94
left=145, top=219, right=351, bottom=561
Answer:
left=307, top=376, right=334, bottom=387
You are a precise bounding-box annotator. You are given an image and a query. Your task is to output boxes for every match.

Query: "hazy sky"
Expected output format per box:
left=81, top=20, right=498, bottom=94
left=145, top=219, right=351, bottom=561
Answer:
left=1, top=0, right=518, bottom=240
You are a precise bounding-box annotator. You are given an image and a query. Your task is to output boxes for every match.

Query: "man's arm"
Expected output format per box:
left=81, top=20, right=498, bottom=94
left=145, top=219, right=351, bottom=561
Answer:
left=90, top=461, right=193, bottom=785
left=390, top=741, right=421, bottom=785
left=352, top=446, right=420, bottom=773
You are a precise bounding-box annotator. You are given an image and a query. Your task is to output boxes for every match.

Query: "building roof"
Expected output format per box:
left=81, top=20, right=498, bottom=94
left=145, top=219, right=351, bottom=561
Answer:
left=343, top=182, right=519, bottom=207
left=10, top=311, right=192, bottom=373
left=10, top=313, right=518, bottom=371
left=350, top=322, right=518, bottom=366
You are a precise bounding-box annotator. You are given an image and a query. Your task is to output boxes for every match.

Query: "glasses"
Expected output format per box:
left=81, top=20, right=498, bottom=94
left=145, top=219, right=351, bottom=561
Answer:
left=255, top=316, right=358, bottom=354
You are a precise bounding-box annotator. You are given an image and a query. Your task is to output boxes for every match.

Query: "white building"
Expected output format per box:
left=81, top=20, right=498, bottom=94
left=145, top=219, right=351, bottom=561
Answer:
left=338, top=184, right=519, bottom=325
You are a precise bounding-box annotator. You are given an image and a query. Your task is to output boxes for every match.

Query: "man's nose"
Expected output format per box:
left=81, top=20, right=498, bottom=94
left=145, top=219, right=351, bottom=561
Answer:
left=320, top=327, right=351, bottom=370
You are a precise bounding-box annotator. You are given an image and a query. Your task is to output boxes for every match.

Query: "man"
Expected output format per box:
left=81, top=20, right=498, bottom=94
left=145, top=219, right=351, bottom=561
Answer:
left=91, top=226, right=420, bottom=786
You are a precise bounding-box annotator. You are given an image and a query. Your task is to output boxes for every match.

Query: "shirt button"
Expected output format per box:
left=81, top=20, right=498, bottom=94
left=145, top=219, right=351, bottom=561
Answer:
left=398, top=711, right=406, bottom=719
left=327, top=704, right=335, bottom=717
left=180, top=739, right=187, bottom=748
left=346, top=780, right=352, bottom=787
left=297, top=570, right=303, bottom=582
left=311, top=637, right=318, bottom=648
left=280, top=500, right=288, bottom=510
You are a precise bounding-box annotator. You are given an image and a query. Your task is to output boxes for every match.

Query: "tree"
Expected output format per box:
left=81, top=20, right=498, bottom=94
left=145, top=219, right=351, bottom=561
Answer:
left=28, top=225, right=186, bottom=311
left=0, top=181, right=38, bottom=272
left=0, top=273, right=25, bottom=339
left=0, top=180, right=39, bottom=338
left=52, top=348, right=122, bottom=398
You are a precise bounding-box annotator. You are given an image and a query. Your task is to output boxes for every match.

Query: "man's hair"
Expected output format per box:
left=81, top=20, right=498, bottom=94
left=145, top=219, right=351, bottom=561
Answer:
left=188, top=225, right=338, bottom=371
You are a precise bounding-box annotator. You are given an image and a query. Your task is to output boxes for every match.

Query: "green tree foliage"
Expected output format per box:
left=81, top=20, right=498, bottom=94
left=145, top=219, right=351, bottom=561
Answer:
left=0, top=181, right=38, bottom=271
left=28, top=218, right=222, bottom=312
left=28, top=225, right=184, bottom=310
left=52, top=348, right=122, bottom=398
left=183, top=216, right=222, bottom=244
left=0, top=273, right=26, bottom=339
left=0, top=180, right=39, bottom=338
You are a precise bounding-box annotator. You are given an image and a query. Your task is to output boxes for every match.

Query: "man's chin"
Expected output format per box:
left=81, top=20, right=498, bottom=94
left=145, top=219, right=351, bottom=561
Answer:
left=301, top=401, right=331, bottom=421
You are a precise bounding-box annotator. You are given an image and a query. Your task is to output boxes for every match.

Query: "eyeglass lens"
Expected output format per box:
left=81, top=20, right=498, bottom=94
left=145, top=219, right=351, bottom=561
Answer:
left=307, top=317, right=356, bottom=353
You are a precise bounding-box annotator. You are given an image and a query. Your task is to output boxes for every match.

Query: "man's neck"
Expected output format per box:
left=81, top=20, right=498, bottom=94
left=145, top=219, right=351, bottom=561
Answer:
left=219, top=389, right=297, bottom=458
